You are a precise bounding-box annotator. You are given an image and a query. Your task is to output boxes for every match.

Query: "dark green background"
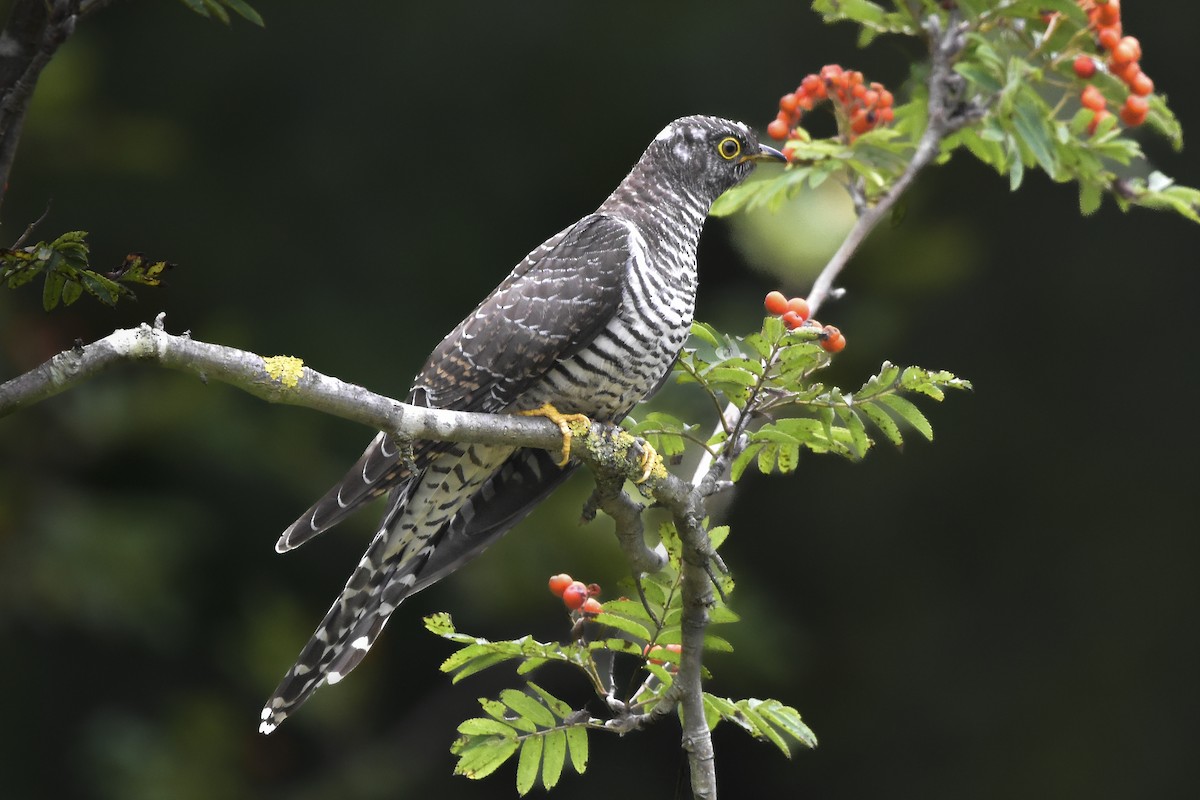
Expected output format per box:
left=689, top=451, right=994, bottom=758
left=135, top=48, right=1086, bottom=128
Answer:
left=2, top=1, right=1198, bottom=798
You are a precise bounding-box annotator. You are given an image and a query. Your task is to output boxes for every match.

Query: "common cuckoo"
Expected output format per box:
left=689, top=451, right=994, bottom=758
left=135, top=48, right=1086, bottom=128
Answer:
left=259, top=115, right=783, bottom=733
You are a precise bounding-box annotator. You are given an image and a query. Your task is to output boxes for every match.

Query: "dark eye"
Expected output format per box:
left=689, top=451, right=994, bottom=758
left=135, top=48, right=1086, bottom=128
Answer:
left=717, top=136, right=742, bottom=160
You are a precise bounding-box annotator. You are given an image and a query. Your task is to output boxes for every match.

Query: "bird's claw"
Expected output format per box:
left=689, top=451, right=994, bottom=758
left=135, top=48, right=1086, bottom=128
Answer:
left=633, top=439, right=662, bottom=484
left=520, top=403, right=591, bottom=467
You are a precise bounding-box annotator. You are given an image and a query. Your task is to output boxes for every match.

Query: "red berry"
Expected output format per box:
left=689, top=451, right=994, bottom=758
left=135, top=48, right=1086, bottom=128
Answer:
left=1111, top=59, right=1141, bottom=85
left=1120, top=94, right=1148, bottom=126
left=781, top=310, right=805, bottom=330
left=548, top=573, right=573, bottom=597
left=849, top=107, right=872, bottom=135
left=819, top=64, right=843, bottom=82
left=1097, top=26, right=1121, bottom=51
left=876, top=107, right=895, bottom=124
left=580, top=597, right=602, bottom=616
left=786, top=296, right=810, bottom=320
left=764, top=290, right=788, bottom=315
left=1080, top=84, right=1106, bottom=112
left=779, top=93, right=799, bottom=114
left=562, top=581, right=588, bottom=610
left=766, top=118, right=789, bottom=141
left=800, top=74, right=823, bottom=96
left=1120, top=36, right=1141, bottom=62
left=819, top=325, right=846, bottom=353
left=1130, top=71, right=1154, bottom=96
left=1110, top=40, right=1136, bottom=66
left=1097, top=0, right=1120, bottom=27
left=1073, top=55, right=1096, bottom=79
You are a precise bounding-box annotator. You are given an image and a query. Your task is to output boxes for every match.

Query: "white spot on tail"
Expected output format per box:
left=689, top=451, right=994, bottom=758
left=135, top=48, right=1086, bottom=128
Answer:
left=327, top=671, right=343, bottom=685
left=351, top=636, right=370, bottom=651
left=259, top=721, right=277, bottom=735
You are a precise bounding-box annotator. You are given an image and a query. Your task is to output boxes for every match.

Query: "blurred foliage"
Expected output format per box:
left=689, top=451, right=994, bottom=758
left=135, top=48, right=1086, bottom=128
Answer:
left=1, top=1, right=1199, bottom=799
left=1, top=229, right=172, bottom=310
left=431, top=520, right=814, bottom=795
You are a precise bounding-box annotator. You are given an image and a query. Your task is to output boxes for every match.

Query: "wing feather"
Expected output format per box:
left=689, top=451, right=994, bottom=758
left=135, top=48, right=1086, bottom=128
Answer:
left=274, top=214, right=632, bottom=552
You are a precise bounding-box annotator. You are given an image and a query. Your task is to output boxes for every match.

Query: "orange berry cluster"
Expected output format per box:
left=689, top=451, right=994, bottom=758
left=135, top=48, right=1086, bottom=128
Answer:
left=767, top=65, right=896, bottom=150
left=1070, top=0, right=1153, bottom=133
left=764, top=291, right=846, bottom=353
left=548, top=573, right=602, bottom=616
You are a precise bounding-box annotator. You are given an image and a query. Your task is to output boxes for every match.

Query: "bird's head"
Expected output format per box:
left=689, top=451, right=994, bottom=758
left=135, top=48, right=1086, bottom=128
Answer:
left=649, top=115, right=785, bottom=199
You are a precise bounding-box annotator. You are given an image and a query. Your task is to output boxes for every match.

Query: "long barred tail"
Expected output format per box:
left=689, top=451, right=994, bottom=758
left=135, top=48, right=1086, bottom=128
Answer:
left=259, top=519, right=422, bottom=734
left=260, top=446, right=570, bottom=734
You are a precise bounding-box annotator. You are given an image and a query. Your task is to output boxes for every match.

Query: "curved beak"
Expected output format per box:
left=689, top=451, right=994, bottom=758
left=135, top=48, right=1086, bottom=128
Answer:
left=741, top=142, right=787, bottom=164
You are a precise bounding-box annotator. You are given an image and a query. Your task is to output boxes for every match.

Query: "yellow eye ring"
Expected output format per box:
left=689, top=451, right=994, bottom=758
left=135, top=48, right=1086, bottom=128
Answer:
left=717, top=136, right=742, bottom=160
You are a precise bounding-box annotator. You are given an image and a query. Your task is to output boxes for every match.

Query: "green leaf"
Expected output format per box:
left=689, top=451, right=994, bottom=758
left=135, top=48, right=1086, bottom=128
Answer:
left=516, top=735, right=543, bottom=796
left=478, top=698, right=536, bottom=733
left=60, top=279, right=83, bottom=306
left=500, top=689, right=557, bottom=728
left=708, top=525, right=730, bottom=551
left=1079, top=180, right=1103, bottom=216
left=753, top=699, right=819, bottom=750
left=565, top=726, right=588, bottom=774
left=739, top=702, right=790, bottom=756
left=689, top=320, right=721, bottom=348
left=78, top=271, right=125, bottom=306
left=452, top=734, right=520, bottom=780
left=201, top=0, right=230, bottom=24
left=704, top=634, right=734, bottom=653
left=876, top=394, right=933, bottom=440
left=859, top=402, right=903, bottom=446
left=594, top=610, right=651, bottom=641
left=42, top=268, right=65, bottom=311
left=707, top=605, right=740, bottom=624
left=458, top=717, right=519, bottom=737
left=1012, top=87, right=1059, bottom=178
left=526, top=682, right=571, bottom=719
left=221, top=0, right=264, bottom=26
left=541, top=728, right=567, bottom=789
left=730, top=442, right=762, bottom=482
left=757, top=442, right=777, bottom=475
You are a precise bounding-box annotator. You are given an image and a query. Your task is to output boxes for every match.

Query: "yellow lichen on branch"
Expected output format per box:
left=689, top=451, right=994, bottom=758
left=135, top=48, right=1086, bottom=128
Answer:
left=262, top=355, right=304, bottom=389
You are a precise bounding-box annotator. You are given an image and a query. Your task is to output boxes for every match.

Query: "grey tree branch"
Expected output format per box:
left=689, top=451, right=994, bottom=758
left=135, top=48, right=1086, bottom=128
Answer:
left=0, top=0, right=89, bottom=211
left=0, top=311, right=720, bottom=796
left=0, top=314, right=570, bottom=451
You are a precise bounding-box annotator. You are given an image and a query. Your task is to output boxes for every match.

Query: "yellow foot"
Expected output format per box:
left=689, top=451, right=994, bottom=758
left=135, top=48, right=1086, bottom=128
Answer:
left=633, top=438, right=662, bottom=484
left=519, top=403, right=591, bottom=467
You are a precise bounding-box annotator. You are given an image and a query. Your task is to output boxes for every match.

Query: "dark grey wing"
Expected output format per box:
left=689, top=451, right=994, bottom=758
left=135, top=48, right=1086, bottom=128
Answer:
left=275, top=213, right=633, bottom=552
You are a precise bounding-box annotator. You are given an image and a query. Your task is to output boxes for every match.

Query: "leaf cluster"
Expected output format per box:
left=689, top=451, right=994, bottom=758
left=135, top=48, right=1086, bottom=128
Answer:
left=426, top=520, right=814, bottom=794
left=666, top=318, right=970, bottom=481
left=1, top=231, right=172, bottom=311
left=714, top=0, right=1199, bottom=223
